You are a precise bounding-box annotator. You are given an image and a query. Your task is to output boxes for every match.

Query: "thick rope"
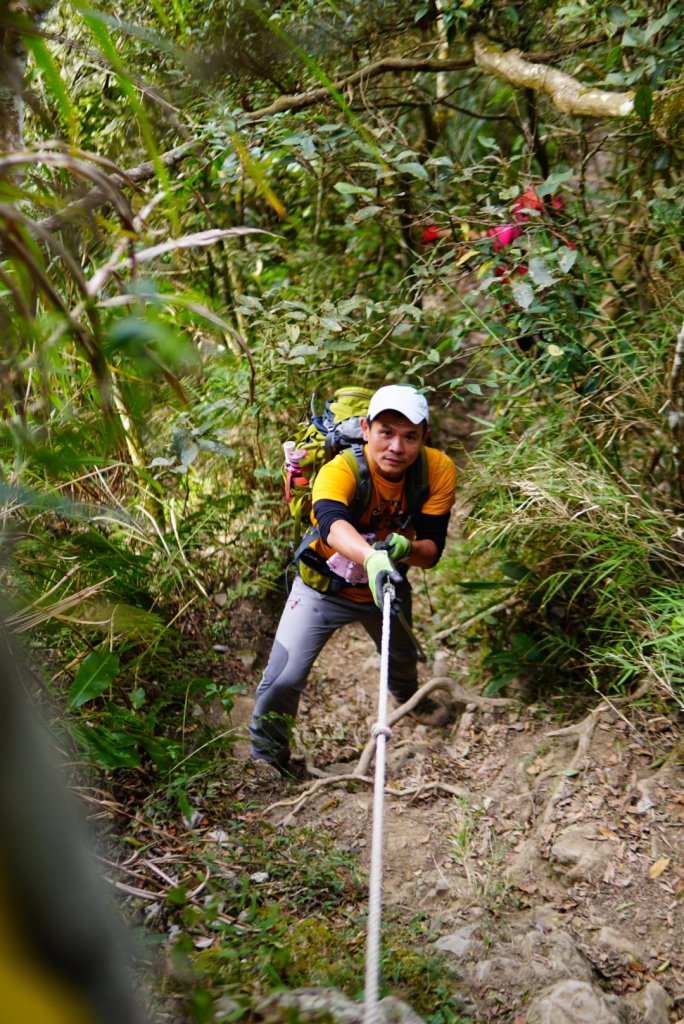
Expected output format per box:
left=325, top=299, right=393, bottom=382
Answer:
left=363, top=583, right=394, bottom=1024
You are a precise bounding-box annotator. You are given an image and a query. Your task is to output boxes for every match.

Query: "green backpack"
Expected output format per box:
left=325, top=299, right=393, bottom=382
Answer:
left=283, top=386, right=375, bottom=547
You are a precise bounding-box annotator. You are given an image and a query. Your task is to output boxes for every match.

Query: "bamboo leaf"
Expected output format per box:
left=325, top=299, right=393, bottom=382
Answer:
left=68, top=651, right=120, bottom=709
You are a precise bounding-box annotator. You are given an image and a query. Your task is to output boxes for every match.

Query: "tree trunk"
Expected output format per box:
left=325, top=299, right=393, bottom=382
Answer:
left=0, top=10, right=29, bottom=153
left=0, top=2, right=56, bottom=155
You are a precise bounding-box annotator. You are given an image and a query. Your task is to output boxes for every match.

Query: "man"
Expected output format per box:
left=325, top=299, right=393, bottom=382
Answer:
left=249, top=384, right=457, bottom=774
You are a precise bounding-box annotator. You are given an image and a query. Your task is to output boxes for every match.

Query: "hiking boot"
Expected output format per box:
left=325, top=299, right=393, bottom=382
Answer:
left=282, top=758, right=311, bottom=783
left=248, top=757, right=284, bottom=784
left=411, top=696, right=452, bottom=727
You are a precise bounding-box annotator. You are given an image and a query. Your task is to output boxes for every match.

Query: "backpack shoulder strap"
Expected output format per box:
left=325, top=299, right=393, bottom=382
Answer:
left=404, top=446, right=430, bottom=521
left=340, top=444, right=372, bottom=523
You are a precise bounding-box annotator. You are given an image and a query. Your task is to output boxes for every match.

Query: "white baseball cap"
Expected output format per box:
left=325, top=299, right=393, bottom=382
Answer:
left=367, top=385, right=430, bottom=425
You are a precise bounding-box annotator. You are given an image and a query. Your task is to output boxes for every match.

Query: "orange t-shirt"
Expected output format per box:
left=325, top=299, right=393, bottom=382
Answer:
left=310, top=445, right=456, bottom=601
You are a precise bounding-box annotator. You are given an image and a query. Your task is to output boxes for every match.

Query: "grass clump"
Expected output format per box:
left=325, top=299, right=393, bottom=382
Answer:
left=132, top=817, right=469, bottom=1023
left=438, top=432, right=684, bottom=709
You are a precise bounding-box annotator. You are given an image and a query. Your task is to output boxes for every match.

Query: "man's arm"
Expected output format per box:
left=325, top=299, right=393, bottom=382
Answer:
left=404, top=538, right=439, bottom=569
left=410, top=510, right=452, bottom=568
left=326, top=518, right=376, bottom=565
left=322, top=508, right=441, bottom=570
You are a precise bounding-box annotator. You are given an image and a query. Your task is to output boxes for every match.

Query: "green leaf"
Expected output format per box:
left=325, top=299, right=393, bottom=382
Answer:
left=196, top=438, right=235, bottom=457
left=353, top=205, right=383, bottom=221
left=319, top=317, right=343, bottom=332
left=484, top=673, right=517, bottom=696
left=131, top=687, right=146, bottom=709
left=501, top=560, right=534, bottom=582
left=288, top=344, right=319, bottom=358
left=178, top=441, right=199, bottom=471
left=510, top=279, right=535, bottom=309
left=394, top=161, right=428, bottom=180
left=634, top=84, right=653, bottom=122
left=166, top=886, right=189, bottom=906
left=537, top=169, right=574, bottom=197
left=70, top=724, right=140, bottom=769
left=558, top=246, right=578, bottom=274
left=466, top=382, right=482, bottom=395
left=25, top=36, right=75, bottom=139
left=607, top=6, right=632, bottom=28
left=511, top=631, right=539, bottom=659
left=621, top=26, right=644, bottom=47
left=527, top=257, right=555, bottom=288
left=334, top=182, right=374, bottom=198
left=68, top=651, right=120, bottom=709
left=644, top=9, right=679, bottom=39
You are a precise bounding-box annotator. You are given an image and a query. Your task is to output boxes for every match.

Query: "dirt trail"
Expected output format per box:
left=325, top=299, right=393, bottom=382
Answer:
left=226, top=396, right=682, bottom=1023
left=229, top=604, right=682, bottom=1023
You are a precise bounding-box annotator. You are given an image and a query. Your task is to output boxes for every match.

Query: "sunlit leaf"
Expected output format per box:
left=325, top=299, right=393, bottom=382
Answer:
left=558, top=247, right=578, bottom=274
left=68, top=650, right=120, bottom=709
left=334, top=182, right=374, bottom=198
left=394, top=161, right=428, bottom=180
left=510, top=279, right=535, bottom=309
left=528, top=257, right=555, bottom=287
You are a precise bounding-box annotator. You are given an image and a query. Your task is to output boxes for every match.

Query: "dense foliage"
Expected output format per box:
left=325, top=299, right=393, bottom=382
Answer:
left=0, top=0, right=682, bottom=1015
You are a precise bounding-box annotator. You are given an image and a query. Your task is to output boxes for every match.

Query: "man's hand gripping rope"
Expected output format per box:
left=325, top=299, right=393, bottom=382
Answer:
left=366, top=544, right=427, bottom=661
left=363, top=549, right=403, bottom=612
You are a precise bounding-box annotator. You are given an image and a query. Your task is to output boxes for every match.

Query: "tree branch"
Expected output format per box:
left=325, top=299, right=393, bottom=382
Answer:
left=241, top=38, right=639, bottom=125
left=472, top=34, right=634, bottom=119
left=36, top=142, right=201, bottom=232
left=240, top=55, right=474, bottom=123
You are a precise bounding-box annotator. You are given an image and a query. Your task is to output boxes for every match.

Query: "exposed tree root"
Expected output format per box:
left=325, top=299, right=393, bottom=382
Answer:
left=264, top=676, right=500, bottom=818
left=538, top=681, right=651, bottom=825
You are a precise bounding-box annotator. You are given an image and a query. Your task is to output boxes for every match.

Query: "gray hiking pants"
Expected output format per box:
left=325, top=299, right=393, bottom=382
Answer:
left=248, top=574, right=418, bottom=767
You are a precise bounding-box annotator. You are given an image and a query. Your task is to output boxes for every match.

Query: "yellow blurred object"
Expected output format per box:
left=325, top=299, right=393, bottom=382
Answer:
left=0, top=871, right=92, bottom=1024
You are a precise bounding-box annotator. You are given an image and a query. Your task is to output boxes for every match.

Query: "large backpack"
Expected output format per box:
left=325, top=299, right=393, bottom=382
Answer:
left=284, top=386, right=375, bottom=547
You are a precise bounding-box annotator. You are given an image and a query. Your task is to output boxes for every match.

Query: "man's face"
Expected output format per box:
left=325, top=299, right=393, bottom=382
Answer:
left=361, top=411, right=425, bottom=481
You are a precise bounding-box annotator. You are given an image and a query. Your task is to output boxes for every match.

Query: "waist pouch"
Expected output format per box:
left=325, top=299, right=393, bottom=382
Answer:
left=297, top=546, right=408, bottom=596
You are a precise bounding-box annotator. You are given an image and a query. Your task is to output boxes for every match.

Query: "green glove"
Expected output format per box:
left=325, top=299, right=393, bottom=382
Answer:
left=363, top=549, right=403, bottom=609
left=376, top=533, right=412, bottom=563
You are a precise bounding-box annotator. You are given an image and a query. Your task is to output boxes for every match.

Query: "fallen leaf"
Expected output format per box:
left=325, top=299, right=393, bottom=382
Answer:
left=598, top=825, right=620, bottom=841
left=649, top=857, right=671, bottom=879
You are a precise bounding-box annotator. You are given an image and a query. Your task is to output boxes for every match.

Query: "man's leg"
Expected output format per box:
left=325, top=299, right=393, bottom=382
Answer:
left=249, top=577, right=358, bottom=768
left=356, top=583, right=419, bottom=704
left=357, top=584, right=451, bottom=725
